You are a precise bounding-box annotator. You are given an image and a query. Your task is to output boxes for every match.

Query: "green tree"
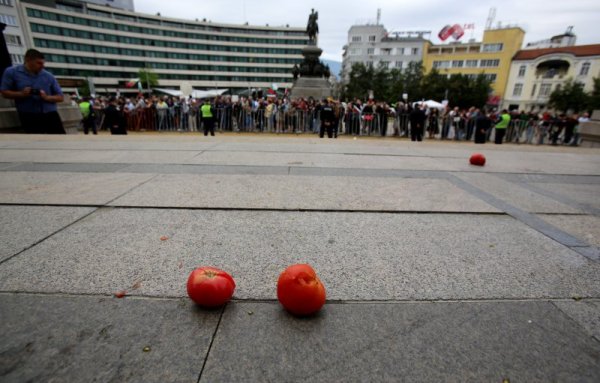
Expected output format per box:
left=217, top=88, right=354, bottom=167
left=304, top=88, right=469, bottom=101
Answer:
left=138, top=68, right=159, bottom=91
left=77, top=79, right=91, bottom=97
left=402, top=61, right=424, bottom=103
left=589, top=77, right=600, bottom=111
left=421, top=68, right=447, bottom=101
left=372, top=62, right=392, bottom=101
left=549, top=78, right=589, bottom=113
left=343, top=62, right=374, bottom=101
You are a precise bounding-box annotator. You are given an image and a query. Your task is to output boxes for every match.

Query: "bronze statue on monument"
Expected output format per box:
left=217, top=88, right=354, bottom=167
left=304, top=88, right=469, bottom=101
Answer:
left=289, top=9, right=332, bottom=99
left=306, top=9, right=319, bottom=45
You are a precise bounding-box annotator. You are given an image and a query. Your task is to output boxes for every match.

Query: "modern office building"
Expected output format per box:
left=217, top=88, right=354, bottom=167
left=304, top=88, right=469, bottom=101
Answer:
left=422, top=26, right=525, bottom=103
left=341, top=24, right=429, bottom=82
left=14, top=0, right=308, bottom=94
left=1, top=0, right=27, bottom=65
left=502, top=44, right=600, bottom=111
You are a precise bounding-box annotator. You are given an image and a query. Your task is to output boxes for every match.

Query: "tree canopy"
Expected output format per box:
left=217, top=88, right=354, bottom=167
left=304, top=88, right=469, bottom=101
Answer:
left=342, top=61, right=492, bottom=108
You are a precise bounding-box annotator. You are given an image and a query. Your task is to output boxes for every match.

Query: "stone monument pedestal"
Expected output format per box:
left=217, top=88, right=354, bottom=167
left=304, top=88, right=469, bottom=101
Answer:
left=290, top=77, right=332, bottom=100
left=289, top=45, right=332, bottom=100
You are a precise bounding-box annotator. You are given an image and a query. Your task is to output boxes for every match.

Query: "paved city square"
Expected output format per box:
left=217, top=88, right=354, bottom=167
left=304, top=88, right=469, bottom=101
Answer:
left=0, top=133, right=599, bottom=382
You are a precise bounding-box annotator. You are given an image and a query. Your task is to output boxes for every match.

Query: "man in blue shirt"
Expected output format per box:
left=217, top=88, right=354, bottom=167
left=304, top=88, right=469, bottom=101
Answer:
left=1, top=49, right=65, bottom=134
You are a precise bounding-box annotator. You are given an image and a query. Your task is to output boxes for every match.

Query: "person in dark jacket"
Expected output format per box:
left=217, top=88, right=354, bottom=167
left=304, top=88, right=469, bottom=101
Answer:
left=103, top=97, right=127, bottom=135
left=319, top=98, right=336, bottom=138
left=474, top=109, right=491, bottom=144
left=409, top=103, right=426, bottom=141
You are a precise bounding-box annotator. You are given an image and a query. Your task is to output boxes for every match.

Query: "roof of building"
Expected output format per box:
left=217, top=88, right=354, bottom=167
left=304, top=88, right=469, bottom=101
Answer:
left=513, top=44, right=600, bottom=60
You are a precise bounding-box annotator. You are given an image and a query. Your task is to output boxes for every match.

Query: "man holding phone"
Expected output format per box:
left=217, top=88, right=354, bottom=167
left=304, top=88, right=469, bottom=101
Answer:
left=1, top=49, right=65, bottom=134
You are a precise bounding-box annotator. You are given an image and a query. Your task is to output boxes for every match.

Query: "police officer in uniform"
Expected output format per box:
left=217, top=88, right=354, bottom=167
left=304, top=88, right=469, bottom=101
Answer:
left=200, top=98, right=215, bottom=136
left=319, top=98, right=335, bottom=138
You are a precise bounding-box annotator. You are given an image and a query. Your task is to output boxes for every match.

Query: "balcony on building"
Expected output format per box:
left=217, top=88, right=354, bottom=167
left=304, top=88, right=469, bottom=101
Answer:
left=535, top=60, right=570, bottom=80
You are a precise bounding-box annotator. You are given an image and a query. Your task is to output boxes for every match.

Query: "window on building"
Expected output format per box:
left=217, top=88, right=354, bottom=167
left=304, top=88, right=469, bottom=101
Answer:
left=531, top=84, right=537, bottom=97
left=381, top=48, right=391, bottom=55
left=0, top=0, right=13, bottom=6
left=365, top=61, right=373, bottom=67
left=0, top=13, right=17, bottom=25
left=452, top=60, right=464, bottom=68
left=482, top=43, right=503, bottom=52
left=412, top=47, right=419, bottom=55
left=5, top=34, right=21, bottom=45
left=484, top=74, right=497, bottom=82
left=539, top=84, right=552, bottom=97
left=480, top=59, right=500, bottom=67
left=580, top=62, right=590, bottom=76
left=395, top=61, right=403, bottom=69
left=351, top=36, right=361, bottom=42
left=512, top=83, right=523, bottom=96
left=397, top=47, right=405, bottom=55
left=465, top=60, right=478, bottom=68
left=380, top=61, right=390, bottom=69
left=433, top=60, right=450, bottom=69
left=367, top=48, right=375, bottom=55
left=518, top=65, right=526, bottom=77
left=368, top=35, right=376, bottom=42
left=350, top=48, right=361, bottom=55
left=10, top=53, right=23, bottom=64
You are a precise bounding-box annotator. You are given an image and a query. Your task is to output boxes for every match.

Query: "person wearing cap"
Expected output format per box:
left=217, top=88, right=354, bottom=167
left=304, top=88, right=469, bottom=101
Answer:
left=79, top=97, right=96, bottom=135
left=200, top=98, right=215, bottom=136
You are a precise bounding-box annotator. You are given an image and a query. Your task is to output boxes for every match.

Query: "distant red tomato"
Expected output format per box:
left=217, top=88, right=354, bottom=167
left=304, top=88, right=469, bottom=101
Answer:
left=277, top=264, right=326, bottom=316
left=187, top=267, right=235, bottom=307
left=469, top=153, right=486, bottom=166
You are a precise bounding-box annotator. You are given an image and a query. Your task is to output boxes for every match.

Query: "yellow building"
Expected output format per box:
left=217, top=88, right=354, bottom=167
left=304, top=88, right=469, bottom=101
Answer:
left=423, top=27, right=525, bottom=104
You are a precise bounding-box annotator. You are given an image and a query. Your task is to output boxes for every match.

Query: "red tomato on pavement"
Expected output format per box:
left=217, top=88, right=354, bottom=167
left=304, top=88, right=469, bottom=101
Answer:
left=187, top=267, right=236, bottom=307
left=277, top=264, right=326, bottom=316
left=469, top=153, right=486, bottom=166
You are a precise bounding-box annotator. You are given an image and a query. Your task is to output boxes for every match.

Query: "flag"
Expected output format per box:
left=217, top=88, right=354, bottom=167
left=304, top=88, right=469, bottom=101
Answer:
left=125, top=78, right=139, bottom=88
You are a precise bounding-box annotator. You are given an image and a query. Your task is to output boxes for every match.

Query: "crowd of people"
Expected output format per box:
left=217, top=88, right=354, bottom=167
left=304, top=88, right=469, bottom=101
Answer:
left=76, top=93, right=590, bottom=146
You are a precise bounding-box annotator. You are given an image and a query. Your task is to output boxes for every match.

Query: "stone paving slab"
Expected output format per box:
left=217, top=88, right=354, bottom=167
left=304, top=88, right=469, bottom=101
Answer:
left=6, top=162, right=131, bottom=173
left=0, top=206, right=95, bottom=262
left=412, top=146, right=600, bottom=171
left=531, top=183, right=600, bottom=210
left=0, top=293, right=219, bottom=383
left=0, top=172, right=155, bottom=205
left=553, top=299, right=600, bottom=340
left=2, top=139, right=217, bottom=151
left=188, top=151, right=456, bottom=170
left=1, top=209, right=597, bottom=300
left=454, top=172, right=583, bottom=214
left=117, top=163, right=289, bottom=175
left=0, top=149, right=202, bottom=164
left=538, top=214, right=600, bottom=246
left=201, top=301, right=600, bottom=382
left=110, top=174, right=500, bottom=212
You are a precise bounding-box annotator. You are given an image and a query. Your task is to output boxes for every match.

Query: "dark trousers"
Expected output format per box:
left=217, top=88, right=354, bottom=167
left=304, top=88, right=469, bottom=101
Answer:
left=319, top=121, right=333, bottom=138
left=474, top=129, right=487, bottom=144
left=494, top=128, right=506, bottom=144
left=83, top=117, right=97, bottom=135
left=411, top=124, right=423, bottom=141
left=18, top=111, right=65, bottom=134
left=202, top=118, right=215, bottom=136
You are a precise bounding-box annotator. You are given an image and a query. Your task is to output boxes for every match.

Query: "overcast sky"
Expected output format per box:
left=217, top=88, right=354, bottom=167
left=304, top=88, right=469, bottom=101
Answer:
left=136, top=0, right=600, bottom=62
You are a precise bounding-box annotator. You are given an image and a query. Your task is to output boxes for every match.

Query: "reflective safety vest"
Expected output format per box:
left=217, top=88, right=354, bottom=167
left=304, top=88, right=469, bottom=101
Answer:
left=495, top=113, right=511, bottom=129
left=201, top=103, right=213, bottom=118
left=79, top=101, right=91, bottom=118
